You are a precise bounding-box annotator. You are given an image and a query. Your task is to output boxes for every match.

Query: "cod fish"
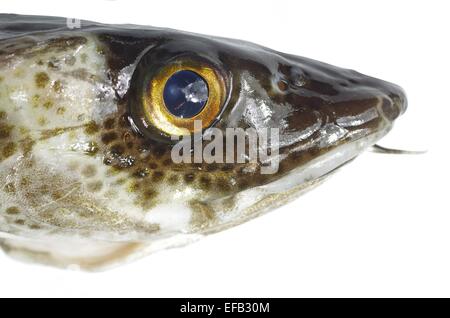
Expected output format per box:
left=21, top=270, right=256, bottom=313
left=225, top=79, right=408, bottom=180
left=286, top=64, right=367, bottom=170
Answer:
left=0, top=14, right=406, bottom=270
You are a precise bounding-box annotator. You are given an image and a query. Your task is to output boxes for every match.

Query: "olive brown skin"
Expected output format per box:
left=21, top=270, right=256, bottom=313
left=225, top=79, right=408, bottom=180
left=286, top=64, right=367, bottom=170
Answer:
left=0, top=14, right=406, bottom=269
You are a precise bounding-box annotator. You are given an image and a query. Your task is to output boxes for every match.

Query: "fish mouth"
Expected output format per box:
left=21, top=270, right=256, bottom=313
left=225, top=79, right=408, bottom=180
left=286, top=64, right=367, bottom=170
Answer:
left=296, top=79, right=408, bottom=181
left=251, top=68, right=410, bottom=186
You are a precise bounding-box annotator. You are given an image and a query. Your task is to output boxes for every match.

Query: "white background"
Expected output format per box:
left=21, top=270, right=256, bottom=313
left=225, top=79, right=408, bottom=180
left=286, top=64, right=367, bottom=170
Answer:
left=0, top=0, right=449, bottom=297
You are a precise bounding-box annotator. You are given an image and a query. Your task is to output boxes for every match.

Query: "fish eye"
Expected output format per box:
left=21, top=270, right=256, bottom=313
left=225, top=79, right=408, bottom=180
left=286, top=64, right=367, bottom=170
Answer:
left=141, top=59, right=227, bottom=138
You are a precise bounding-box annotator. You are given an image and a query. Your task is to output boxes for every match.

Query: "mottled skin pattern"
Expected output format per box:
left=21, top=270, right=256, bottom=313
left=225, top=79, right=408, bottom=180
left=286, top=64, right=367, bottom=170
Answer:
left=0, top=15, right=406, bottom=270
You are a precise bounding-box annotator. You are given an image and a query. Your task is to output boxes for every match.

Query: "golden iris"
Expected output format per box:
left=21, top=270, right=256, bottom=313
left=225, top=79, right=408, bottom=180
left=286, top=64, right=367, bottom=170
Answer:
left=143, top=60, right=226, bottom=137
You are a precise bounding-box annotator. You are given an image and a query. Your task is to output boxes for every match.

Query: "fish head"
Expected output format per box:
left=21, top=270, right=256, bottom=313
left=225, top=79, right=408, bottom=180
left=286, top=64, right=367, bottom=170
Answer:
left=0, top=15, right=406, bottom=269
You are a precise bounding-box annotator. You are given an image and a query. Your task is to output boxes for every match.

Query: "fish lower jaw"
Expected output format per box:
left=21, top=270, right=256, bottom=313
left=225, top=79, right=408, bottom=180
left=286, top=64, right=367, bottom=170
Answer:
left=188, top=127, right=392, bottom=236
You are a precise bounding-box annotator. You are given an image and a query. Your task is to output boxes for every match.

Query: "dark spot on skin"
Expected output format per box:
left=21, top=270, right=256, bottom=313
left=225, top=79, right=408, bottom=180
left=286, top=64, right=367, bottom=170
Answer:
left=35, top=72, right=50, bottom=88
left=56, top=107, right=66, bottom=115
left=138, top=140, right=153, bottom=153
left=115, top=178, right=127, bottom=185
left=133, top=168, right=150, bottom=178
left=349, top=79, right=359, bottom=84
left=43, top=100, right=53, bottom=109
left=103, top=157, right=113, bottom=165
left=48, top=58, right=60, bottom=70
left=117, top=155, right=136, bottom=169
left=29, top=224, right=41, bottom=230
left=117, top=158, right=135, bottom=170
left=6, top=207, right=20, bottom=215
left=152, top=171, right=164, bottom=182
left=14, top=219, right=25, bottom=226
left=38, top=184, right=50, bottom=195
left=96, top=47, right=105, bottom=55
left=101, top=132, right=118, bottom=144
left=0, top=111, right=6, bottom=120
left=184, top=173, right=195, bottom=183
left=148, top=162, right=158, bottom=170
left=4, top=183, right=16, bottom=194
left=51, top=191, right=63, bottom=200
left=128, top=181, right=140, bottom=192
left=109, top=144, right=125, bottom=156
left=39, top=210, right=54, bottom=219
left=87, top=181, right=103, bottom=192
left=31, top=94, right=40, bottom=107
left=0, top=123, right=13, bottom=139
left=81, top=165, right=97, bottom=177
left=37, top=117, right=47, bottom=126
left=83, top=141, right=99, bottom=156
left=20, top=177, right=30, bottom=187
left=84, top=121, right=99, bottom=135
left=103, top=118, right=116, bottom=129
left=199, top=175, right=211, bottom=189
left=2, top=142, right=17, bottom=159
left=168, top=174, right=179, bottom=185
left=153, top=146, right=166, bottom=158
left=215, top=178, right=231, bottom=193
left=143, top=189, right=157, bottom=200
left=53, top=80, right=63, bottom=93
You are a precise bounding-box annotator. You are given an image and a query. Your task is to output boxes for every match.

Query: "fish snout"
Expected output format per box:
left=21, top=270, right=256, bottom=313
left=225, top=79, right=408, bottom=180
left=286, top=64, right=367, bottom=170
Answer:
left=380, top=83, right=408, bottom=122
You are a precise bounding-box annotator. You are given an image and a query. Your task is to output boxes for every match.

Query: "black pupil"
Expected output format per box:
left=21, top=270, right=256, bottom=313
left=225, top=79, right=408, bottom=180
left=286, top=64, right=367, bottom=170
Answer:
left=163, top=70, right=209, bottom=118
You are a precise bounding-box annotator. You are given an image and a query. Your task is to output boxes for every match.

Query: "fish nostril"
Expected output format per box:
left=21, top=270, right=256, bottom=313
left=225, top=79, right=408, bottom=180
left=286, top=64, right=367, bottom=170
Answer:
left=381, top=98, right=400, bottom=121
left=379, top=82, right=407, bottom=121
left=381, top=92, right=407, bottom=121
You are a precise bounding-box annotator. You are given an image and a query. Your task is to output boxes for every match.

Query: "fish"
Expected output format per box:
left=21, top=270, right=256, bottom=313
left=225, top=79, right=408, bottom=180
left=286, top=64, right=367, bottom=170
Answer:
left=0, top=14, right=407, bottom=270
